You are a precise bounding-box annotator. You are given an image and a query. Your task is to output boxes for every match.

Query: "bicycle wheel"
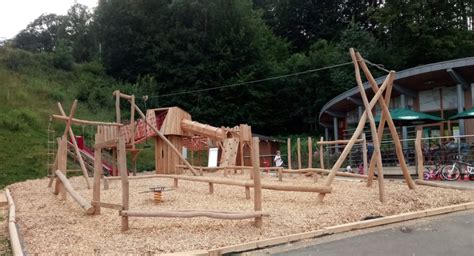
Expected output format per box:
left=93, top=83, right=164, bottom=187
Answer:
left=423, top=170, right=431, bottom=180
left=441, top=165, right=461, bottom=181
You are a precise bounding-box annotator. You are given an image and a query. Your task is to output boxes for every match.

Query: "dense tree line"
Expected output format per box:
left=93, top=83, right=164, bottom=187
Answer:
left=10, top=0, right=474, bottom=135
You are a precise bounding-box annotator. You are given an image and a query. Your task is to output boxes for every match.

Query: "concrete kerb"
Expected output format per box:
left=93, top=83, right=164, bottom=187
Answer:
left=205, top=201, right=474, bottom=255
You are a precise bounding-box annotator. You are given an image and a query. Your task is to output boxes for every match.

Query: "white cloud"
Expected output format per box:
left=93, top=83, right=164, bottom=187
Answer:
left=0, top=0, right=98, bottom=40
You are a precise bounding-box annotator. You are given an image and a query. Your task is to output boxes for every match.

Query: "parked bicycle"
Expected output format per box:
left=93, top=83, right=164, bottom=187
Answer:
left=441, top=155, right=474, bottom=181
left=423, top=162, right=444, bottom=180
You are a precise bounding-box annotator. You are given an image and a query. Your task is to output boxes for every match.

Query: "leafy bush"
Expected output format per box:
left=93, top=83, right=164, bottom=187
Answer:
left=51, top=41, right=74, bottom=71
left=2, top=49, right=34, bottom=71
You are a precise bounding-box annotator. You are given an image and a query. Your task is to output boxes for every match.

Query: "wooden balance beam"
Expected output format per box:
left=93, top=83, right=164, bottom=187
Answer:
left=106, top=174, right=332, bottom=193
left=120, top=210, right=269, bottom=220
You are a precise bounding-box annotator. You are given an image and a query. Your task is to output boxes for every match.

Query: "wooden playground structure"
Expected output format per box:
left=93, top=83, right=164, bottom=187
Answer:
left=4, top=49, right=474, bottom=255
left=46, top=49, right=421, bottom=231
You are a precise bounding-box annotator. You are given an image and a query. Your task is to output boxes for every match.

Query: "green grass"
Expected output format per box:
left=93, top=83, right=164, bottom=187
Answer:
left=0, top=47, right=141, bottom=188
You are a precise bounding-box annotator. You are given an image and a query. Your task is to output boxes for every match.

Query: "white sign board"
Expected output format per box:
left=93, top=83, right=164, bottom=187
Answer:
left=208, top=147, right=219, bottom=167
left=182, top=147, right=187, bottom=159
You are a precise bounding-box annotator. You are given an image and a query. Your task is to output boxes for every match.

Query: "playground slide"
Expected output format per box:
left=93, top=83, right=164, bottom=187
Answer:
left=67, top=138, right=114, bottom=175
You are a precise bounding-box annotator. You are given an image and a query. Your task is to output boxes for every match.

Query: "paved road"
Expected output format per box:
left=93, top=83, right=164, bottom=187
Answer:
left=250, top=210, right=474, bottom=256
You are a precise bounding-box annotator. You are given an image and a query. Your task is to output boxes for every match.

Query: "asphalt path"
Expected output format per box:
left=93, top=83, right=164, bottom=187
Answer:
left=247, top=209, right=474, bottom=256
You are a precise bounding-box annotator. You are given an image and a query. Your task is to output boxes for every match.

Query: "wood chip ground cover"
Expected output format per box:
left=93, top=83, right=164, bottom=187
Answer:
left=8, top=174, right=474, bottom=254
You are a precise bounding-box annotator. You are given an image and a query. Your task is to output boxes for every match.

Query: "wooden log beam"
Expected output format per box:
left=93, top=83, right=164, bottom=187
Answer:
left=350, top=48, right=385, bottom=203
left=106, top=174, right=332, bottom=193
left=181, top=119, right=226, bottom=140
left=317, top=139, right=364, bottom=145
left=113, top=90, right=133, bottom=100
left=415, top=180, right=474, bottom=191
left=54, top=170, right=95, bottom=214
left=51, top=115, right=123, bottom=126
left=356, top=52, right=416, bottom=190
left=5, top=189, right=24, bottom=256
left=282, top=168, right=371, bottom=179
left=316, top=66, right=392, bottom=203
left=120, top=210, right=269, bottom=220
left=91, top=201, right=123, bottom=210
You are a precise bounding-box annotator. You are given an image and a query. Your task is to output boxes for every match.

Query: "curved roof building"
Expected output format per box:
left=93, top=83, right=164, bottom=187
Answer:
left=319, top=57, right=474, bottom=144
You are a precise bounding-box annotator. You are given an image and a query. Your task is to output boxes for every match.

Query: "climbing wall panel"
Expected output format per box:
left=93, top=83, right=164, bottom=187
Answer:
left=220, top=138, right=240, bottom=167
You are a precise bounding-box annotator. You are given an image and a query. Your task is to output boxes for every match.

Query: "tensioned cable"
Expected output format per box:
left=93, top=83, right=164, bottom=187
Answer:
left=147, top=61, right=353, bottom=99
left=145, top=59, right=389, bottom=99
left=364, top=59, right=391, bottom=73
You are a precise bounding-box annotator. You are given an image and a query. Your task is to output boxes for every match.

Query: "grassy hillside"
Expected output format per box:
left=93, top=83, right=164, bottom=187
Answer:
left=0, top=47, right=139, bottom=188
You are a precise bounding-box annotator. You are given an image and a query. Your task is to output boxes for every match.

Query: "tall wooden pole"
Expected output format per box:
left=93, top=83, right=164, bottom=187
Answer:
left=350, top=48, right=385, bottom=203
left=252, top=137, right=263, bottom=228
left=297, top=138, right=301, bottom=170
left=356, top=52, right=416, bottom=190
left=92, top=142, right=102, bottom=215
left=362, top=133, right=368, bottom=175
left=118, top=136, right=129, bottom=231
left=308, top=137, right=312, bottom=168
left=319, top=137, right=324, bottom=169
left=115, top=90, right=121, bottom=123
left=287, top=138, right=292, bottom=170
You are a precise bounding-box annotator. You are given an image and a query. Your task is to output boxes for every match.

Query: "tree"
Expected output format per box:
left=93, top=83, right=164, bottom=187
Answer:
left=13, top=14, right=67, bottom=52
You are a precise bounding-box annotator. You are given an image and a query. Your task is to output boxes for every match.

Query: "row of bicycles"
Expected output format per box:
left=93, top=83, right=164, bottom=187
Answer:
left=423, top=155, right=474, bottom=181
left=423, top=140, right=474, bottom=181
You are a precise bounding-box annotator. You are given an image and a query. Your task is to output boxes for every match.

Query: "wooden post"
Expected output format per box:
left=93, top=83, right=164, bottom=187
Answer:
left=349, top=48, right=385, bottom=203
left=357, top=52, right=416, bottom=190
left=278, top=168, right=283, bottom=182
left=319, top=137, right=324, bottom=169
left=93, top=137, right=102, bottom=215
left=174, top=178, right=179, bottom=188
left=297, top=138, right=302, bottom=170
left=209, top=183, right=214, bottom=194
left=316, top=69, right=392, bottom=203
left=287, top=138, right=292, bottom=170
left=56, top=136, right=68, bottom=200
left=115, top=90, right=121, bottom=123
left=308, top=137, right=312, bottom=168
left=252, top=137, right=263, bottom=227
left=245, top=186, right=251, bottom=199
left=57, top=102, right=90, bottom=189
left=112, top=149, right=117, bottom=176
left=415, top=127, right=424, bottom=180
left=117, top=136, right=129, bottom=232
left=362, top=133, right=368, bottom=175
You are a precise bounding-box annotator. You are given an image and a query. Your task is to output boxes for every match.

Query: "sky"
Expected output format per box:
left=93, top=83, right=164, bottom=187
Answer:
left=0, top=0, right=98, bottom=40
